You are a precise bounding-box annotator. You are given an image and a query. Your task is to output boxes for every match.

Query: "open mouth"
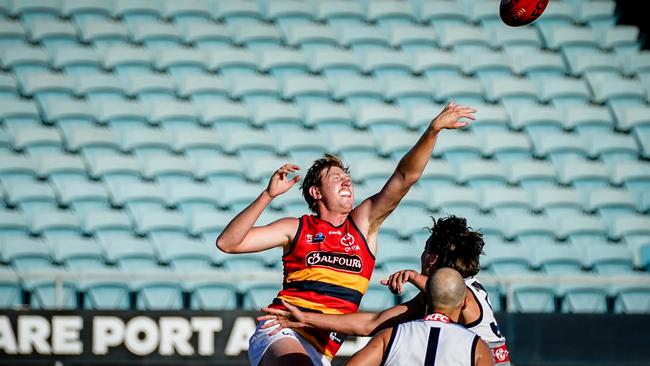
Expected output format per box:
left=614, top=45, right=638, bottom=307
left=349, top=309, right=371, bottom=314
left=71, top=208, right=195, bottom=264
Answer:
left=339, top=190, right=352, bottom=198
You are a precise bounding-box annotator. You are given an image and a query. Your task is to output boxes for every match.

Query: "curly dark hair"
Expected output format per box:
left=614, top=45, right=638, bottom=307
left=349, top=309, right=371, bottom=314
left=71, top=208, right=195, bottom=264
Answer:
left=424, top=215, right=485, bottom=278
left=300, top=154, right=350, bottom=213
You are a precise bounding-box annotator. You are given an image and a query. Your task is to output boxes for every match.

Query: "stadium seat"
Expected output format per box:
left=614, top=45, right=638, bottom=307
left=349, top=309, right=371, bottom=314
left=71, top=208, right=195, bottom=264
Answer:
left=182, top=22, right=231, bottom=50
left=218, top=182, right=266, bottom=212
left=41, top=98, right=96, bottom=130
left=214, top=0, right=263, bottom=25
left=456, top=160, right=508, bottom=188
left=166, top=182, right=219, bottom=217
left=538, top=77, right=592, bottom=107
left=559, top=279, right=609, bottom=313
left=162, top=0, right=213, bottom=25
left=118, top=127, right=172, bottom=157
left=1, top=45, right=49, bottom=81
left=354, top=103, right=409, bottom=133
left=613, top=282, right=650, bottom=314
left=621, top=51, right=650, bottom=77
left=20, top=72, right=75, bottom=105
left=232, top=23, right=283, bottom=50
left=588, top=74, right=646, bottom=106
left=107, top=237, right=159, bottom=272
left=167, top=127, right=220, bottom=157
left=429, top=187, right=481, bottom=218
left=284, top=24, right=339, bottom=50
left=36, top=152, right=87, bottom=187
left=188, top=209, right=233, bottom=241
left=482, top=131, right=532, bottom=163
left=610, top=215, right=650, bottom=249
left=412, top=49, right=462, bottom=79
left=156, top=237, right=213, bottom=272
left=561, top=105, right=614, bottom=136
left=28, top=20, right=78, bottom=49
left=240, top=280, right=282, bottom=311
left=483, top=244, right=532, bottom=276
left=2, top=237, right=52, bottom=272
left=188, top=280, right=238, bottom=310
left=534, top=245, right=585, bottom=275
left=436, top=24, right=491, bottom=52
left=5, top=180, right=58, bottom=216
left=611, top=161, right=650, bottom=196
left=264, top=0, right=315, bottom=27
left=430, top=132, right=482, bottom=163
left=533, top=133, right=590, bottom=164
left=0, top=210, right=30, bottom=239
left=88, top=154, right=142, bottom=189
left=557, top=160, right=611, bottom=192
left=382, top=75, right=433, bottom=107
left=250, top=101, right=302, bottom=134
left=244, top=155, right=294, bottom=183
left=130, top=21, right=184, bottom=50
left=331, top=75, right=384, bottom=108
left=82, top=209, right=134, bottom=243
left=362, top=49, right=414, bottom=79
left=540, top=25, right=599, bottom=53
left=483, top=76, right=539, bottom=106
left=462, top=50, right=513, bottom=80
left=74, top=73, right=126, bottom=104
left=588, top=134, right=639, bottom=164
left=135, top=279, right=183, bottom=310
left=507, top=160, right=558, bottom=191
left=123, top=72, right=176, bottom=103
left=510, top=105, right=563, bottom=138
left=141, top=154, right=195, bottom=186
left=308, top=48, right=364, bottom=80
left=337, top=24, right=391, bottom=51
left=587, top=188, right=638, bottom=223
left=565, top=50, right=621, bottom=77
left=56, top=180, right=110, bottom=216
left=281, top=74, right=330, bottom=107
left=51, top=46, right=102, bottom=76
left=0, top=267, right=22, bottom=308
left=366, top=0, right=416, bottom=26
left=81, top=272, right=131, bottom=310
left=192, top=154, right=246, bottom=184
left=102, top=45, right=152, bottom=76
left=510, top=51, right=567, bottom=80
left=509, top=280, right=556, bottom=313
left=532, top=187, right=585, bottom=218
left=612, top=105, right=650, bottom=132
left=64, top=126, right=120, bottom=161
left=359, top=284, right=398, bottom=312
left=506, top=214, right=558, bottom=246
left=96, top=99, right=149, bottom=130
left=480, top=187, right=531, bottom=217
left=31, top=209, right=83, bottom=241
left=326, top=130, right=377, bottom=162
left=429, top=75, right=484, bottom=105
left=578, top=0, right=617, bottom=29
left=109, top=181, right=166, bottom=220
left=28, top=278, right=78, bottom=310
left=0, top=20, right=27, bottom=47
left=586, top=244, right=635, bottom=275
left=599, top=25, right=640, bottom=54
left=52, top=236, right=105, bottom=271
left=153, top=48, right=209, bottom=80
left=229, top=74, right=280, bottom=106
left=388, top=25, right=437, bottom=53
left=78, top=20, right=130, bottom=51
left=316, top=0, right=364, bottom=25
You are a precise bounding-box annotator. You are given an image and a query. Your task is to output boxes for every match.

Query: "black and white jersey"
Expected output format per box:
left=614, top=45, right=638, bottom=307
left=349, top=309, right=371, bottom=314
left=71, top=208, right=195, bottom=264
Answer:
left=382, top=313, right=479, bottom=366
left=465, top=278, right=510, bottom=364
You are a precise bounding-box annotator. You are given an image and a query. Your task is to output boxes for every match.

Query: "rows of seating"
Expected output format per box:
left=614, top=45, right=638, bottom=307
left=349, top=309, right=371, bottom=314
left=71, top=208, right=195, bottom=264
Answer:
left=1, top=0, right=650, bottom=312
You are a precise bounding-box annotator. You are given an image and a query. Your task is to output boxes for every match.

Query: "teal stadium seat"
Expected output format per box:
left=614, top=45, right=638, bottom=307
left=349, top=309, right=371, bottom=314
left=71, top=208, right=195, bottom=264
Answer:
left=82, top=272, right=131, bottom=310
left=559, top=279, right=609, bottom=314
left=182, top=22, right=231, bottom=50
left=483, top=244, right=532, bottom=276
left=214, top=0, right=263, bottom=26
left=188, top=280, right=238, bottom=310
left=534, top=245, right=584, bottom=275
left=509, top=280, right=556, bottom=313
left=0, top=267, right=22, bottom=308
left=241, top=280, right=283, bottom=311
left=135, top=279, right=184, bottom=310
left=359, top=284, right=398, bottom=312
left=317, top=1, right=365, bottom=26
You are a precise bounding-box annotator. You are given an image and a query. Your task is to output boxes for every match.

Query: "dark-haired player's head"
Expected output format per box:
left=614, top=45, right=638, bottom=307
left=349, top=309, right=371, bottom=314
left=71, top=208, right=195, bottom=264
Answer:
left=300, top=154, right=353, bottom=214
left=420, top=215, right=485, bottom=278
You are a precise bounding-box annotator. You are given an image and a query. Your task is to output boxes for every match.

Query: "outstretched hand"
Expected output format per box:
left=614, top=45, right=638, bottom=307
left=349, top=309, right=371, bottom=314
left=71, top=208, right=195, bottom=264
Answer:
left=430, top=102, right=476, bottom=132
left=380, top=269, right=422, bottom=295
left=257, top=300, right=308, bottom=336
left=266, top=164, right=300, bottom=198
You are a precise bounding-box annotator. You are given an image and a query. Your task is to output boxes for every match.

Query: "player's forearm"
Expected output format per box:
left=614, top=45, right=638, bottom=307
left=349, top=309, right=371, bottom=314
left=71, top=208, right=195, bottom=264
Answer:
left=301, top=312, right=377, bottom=336
left=394, top=127, right=441, bottom=186
left=215, top=191, right=273, bottom=252
left=411, top=273, right=428, bottom=291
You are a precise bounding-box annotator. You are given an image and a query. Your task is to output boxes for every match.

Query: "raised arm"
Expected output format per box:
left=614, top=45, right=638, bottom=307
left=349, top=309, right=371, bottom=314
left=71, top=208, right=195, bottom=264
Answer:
left=351, top=103, right=475, bottom=241
left=258, top=294, right=425, bottom=337
left=216, top=164, right=300, bottom=253
left=345, top=328, right=393, bottom=366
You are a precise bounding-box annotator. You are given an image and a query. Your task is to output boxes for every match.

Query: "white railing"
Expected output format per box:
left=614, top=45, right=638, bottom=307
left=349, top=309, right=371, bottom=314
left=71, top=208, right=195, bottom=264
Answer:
left=1, top=271, right=649, bottom=310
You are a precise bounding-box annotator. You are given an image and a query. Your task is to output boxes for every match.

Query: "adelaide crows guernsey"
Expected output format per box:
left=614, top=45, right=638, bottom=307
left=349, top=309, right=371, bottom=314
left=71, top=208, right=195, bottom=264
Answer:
left=269, top=214, right=375, bottom=358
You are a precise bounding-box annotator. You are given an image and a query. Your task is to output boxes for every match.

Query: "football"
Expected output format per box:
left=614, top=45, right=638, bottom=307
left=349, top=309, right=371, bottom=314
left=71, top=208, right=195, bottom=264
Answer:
left=500, top=0, right=550, bottom=27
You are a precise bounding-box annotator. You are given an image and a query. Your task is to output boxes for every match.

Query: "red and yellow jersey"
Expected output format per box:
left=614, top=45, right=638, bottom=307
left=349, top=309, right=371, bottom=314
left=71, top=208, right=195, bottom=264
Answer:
left=269, top=214, right=376, bottom=358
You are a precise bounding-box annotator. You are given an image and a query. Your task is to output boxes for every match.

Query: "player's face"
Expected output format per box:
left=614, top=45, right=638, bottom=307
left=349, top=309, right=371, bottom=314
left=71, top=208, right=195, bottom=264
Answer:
left=318, top=166, right=354, bottom=211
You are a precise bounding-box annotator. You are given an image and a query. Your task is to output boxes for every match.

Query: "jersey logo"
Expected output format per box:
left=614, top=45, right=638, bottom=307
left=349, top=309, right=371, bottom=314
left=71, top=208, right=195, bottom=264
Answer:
left=305, top=251, right=363, bottom=272
left=306, top=233, right=326, bottom=244
left=492, top=344, right=510, bottom=363
left=340, top=233, right=355, bottom=246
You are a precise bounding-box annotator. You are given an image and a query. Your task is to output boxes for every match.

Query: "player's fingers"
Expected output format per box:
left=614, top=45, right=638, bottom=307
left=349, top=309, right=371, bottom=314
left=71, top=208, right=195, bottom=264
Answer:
left=261, top=307, right=290, bottom=317
left=260, top=320, right=280, bottom=329
left=380, top=279, right=389, bottom=286
left=290, top=175, right=301, bottom=184
left=257, top=315, right=276, bottom=322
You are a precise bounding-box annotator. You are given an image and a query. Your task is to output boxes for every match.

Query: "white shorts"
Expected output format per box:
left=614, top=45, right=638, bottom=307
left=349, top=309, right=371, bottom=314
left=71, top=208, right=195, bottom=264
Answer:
left=248, top=320, right=332, bottom=366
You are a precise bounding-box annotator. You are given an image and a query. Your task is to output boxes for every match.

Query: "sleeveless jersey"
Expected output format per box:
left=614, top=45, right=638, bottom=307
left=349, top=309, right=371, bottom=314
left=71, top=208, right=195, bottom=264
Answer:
left=465, top=277, right=511, bottom=365
left=269, top=215, right=375, bottom=358
left=383, top=313, right=479, bottom=366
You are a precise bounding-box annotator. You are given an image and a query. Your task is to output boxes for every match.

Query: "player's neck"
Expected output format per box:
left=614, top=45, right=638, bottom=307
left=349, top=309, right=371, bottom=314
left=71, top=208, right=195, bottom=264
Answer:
left=316, top=210, right=348, bottom=227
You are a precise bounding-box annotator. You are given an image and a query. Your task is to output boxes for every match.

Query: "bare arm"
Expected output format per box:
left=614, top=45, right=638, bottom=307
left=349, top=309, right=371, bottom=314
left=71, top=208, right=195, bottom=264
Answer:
left=475, top=338, right=496, bottom=366
left=216, top=164, right=300, bottom=253
left=345, top=328, right=392, bottom=366
left=258, top=294, right=424, bottom=337
left=351, top=103, right=475, bottom=243
left=381, top=269, right=428, bottom=295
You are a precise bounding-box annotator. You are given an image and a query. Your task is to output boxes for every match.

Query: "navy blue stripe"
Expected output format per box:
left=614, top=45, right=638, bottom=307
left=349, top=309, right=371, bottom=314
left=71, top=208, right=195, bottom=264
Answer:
left=272, top=298, right=324, bottom=313
left=284, top=280, right=364, bottom=305
left=424, top=327, right=441, bottom=365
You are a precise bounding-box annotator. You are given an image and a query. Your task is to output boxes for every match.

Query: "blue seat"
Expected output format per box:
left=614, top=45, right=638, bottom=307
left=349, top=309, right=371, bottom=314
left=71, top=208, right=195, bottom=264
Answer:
left=613, top=282, right=650, bottom=314
left=1, top=45, right=49, bottom=80
left=182, top=22, right=231, bottom=50
left=192, top=154, right=246, bottom=184
left=436, top=24, right=491, bottom=52
left=61, top=0, right=112, bottom=23
left=113, top=0, right=163, bottom=26
left=81, top=272, right=131, bottom=310
left=0, top=210, right=30, bottom=239
left=483, top=76, right=539, bottom=106
left=578, top=1, right=616, bottom=29
left=533, top=133, right=590, bottom=165
left=589, top=134, right=640, bottom=164
left=20, top=72, right=75, bottom=106
left=233, top=23, right=284, bottom=50
left=465, top=213, right=506, bottom=244
left=258, top=48, right=309, bottom=77
left=309, top=48, right=363, bottom=80
left=27, top=19, right=78, bottom=49
left=31, top=209, right=83, bottom=241
left=483, top=131, right=532, bottom=163
left=214, top=0, right=263, bottom=25
left=561, top=104, right=614, bottom=136
left=52, top=236, right=105, bottom=271
left=78, top=19, right=130, bottom=51
left=28, top=278, right=78, bottom=310
left=611, top=161, right=650, bottom=196
left=587, top=188, right=638, bottom=223
left=366, top=0, right=416, bottom=26
left=327, top=130, right=377, bottom=162
left=4, top=180, right=58, bottom=216
left=188, top=280, right=238, bottom=310
left=2, top=237, right=52, bottom=272
left=240, top=280, right=282, bottom=311
left=610, top=215, right=650, bottom=249
left=301, top=101, right=353, bottom=133
left=162, top=0, right=213, bottom=25
left=359, top=284, right=398, bottom=312
left=331, top=75, right=384, bottom=108
left=281, top=74, right=330, bottom=107
left=10, top=126, right=63, bottom=156
left=51, top=46, right=102, bottom=76
left=337, top=24, right=390, bottom=52
left=229, top=74, right=280, bottom=106
left=102, top=45, right=151, bottom=76
left=82, top=209, right=133, bottom=242
left=130, top=21, right=184, bottom=50
left=511, top=51, right=567, bottom=80
left=374, top=130, right=420, bottom=160
left=456, top=160, right=508, bottom=189
left=429, top=187, right=481, bottom=218
left=429, top=75, right=483, bottom=105
left=588, top=74, right=646, bottom=107
left=469, top=1, right=503, bottom=29
left=388, top=25, right=437, bottom=53
left=117, top=127, right=171, bottom=158
left=88, top=153, right=142, bottom=189
left=153, top=48, right=209, bottom=80
left=354, top=103, right=409, bottom=133
left=36, top=152, right=87, bottom=187
left=219, top=128, right=278, bottom=161
left=64, top=126, right=120, bottom=161
left=412, top=49, right=462, bottom=79
left=133, top=209, right=188, bottom=241
left=586, top=244, right=635, bottom=275
left=558, top=160, right=611, bottom=192
left=462, top=51, right=514, bottom=80
left=431, top=132, right=482, bottom=163
left=480, top=187, right=531, bottom=217
left=599, top=25, right=640, bottom=55
left=264, top=0, right=315, bottom=27
left=124, top=72, right=176, bottom=104
left=108, top=181, right=166, bottom=220
left=243, top=155, right=293, bottom=183
left=506, top=214, right=558, bottom=246
left=565, top=50, right=620, bottom=78
left=41, top=97, right=96, bottom=134
left=250, top=101, right=302, bottom=134
left=489, top=27, right=542, bottom=53
left=418, top=160, right=457, bottom=190
left=538, top=77, right=592, bottom=107
left=178, top=74, right=228, bottom=108
left=362, top=49, right=414, bottom=79
left=0, top=267, right=22, bottom=308
left=541, top=25, right=599, bottom=53
left=382, top=75, right=433, bottom=107
left=509, top=280, right=556, bottom=313
left=73, top=73, right=126, bottom=105
left=559, top=214, right=609, bottom=246
left=217, top=181, right=266, bottom=211
left=166, top=182, right=220, bottom=217
left=533, top=187, right=585, bottom=218
left=534, top=245, right=584, bottom=275
left=560, top=279, right=609, bottom=313
left=508, top=160, right=558, bottom=190
left=0, top=20, right=27, bottom=47
left=316, top=0, right=364, bottom=25
left=613, top=105, right=650, bottom=134
left=284, top=24, right=339, bottom=50
left=135, top=279, right=183, bottom=310
left=142, top=154, right=195, bottom=186
left=188, top=209, right=234, bottom=240
left=156, top=237, right=214, bottom=272
left=99, top=235, right=155, bottom=267
left=622, top=51, right=650, bottom=77
left=418, top=1, right=467, bottom=26
left=483, top=244, right=532, bottom=276
left=641, top=245, right=650, bottom=271
left=56, top=180, right=110, bottom=218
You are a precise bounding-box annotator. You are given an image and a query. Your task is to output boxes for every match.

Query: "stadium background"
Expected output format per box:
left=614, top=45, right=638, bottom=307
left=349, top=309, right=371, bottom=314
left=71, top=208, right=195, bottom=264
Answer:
left=0, top=0, right=649, bottom=365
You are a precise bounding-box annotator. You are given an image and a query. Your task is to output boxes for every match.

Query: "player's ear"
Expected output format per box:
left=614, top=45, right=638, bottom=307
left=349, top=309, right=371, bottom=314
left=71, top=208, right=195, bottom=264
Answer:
left=461, top=289, right=470, bottom=310
left=309, top=186, right=321, bottom=200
